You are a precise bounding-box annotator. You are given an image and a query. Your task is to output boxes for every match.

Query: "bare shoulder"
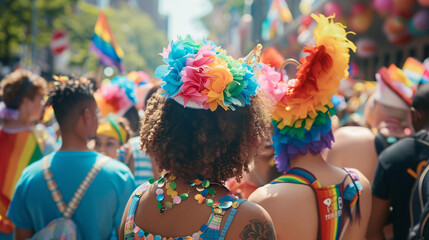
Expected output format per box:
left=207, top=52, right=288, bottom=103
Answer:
left=327, top=127, right=378, bottom=181
left=249, top=182, right=315, bottom=205
left=225, top=200, right=276, bottom=240
left=249, top=183, right=318, bottom=239
left=334, top=126, right=375, bottom=139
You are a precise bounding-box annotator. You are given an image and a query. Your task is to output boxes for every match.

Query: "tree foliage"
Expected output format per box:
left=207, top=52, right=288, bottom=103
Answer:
left=0, top=0, right=168, bottom=75
left=200, top=0, right=245, bottom=41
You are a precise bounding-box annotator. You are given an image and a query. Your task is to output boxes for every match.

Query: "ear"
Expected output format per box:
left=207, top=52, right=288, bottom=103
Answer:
left=83, top=107, right=92, bottom=126
left=420, top=110, right=428, bottom=124
left=19, top=97, right=30, bottom=108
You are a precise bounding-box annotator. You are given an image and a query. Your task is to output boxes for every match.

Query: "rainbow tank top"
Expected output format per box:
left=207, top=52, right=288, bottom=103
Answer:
left=0, top=128, right=43, bottom=234
left=270, top=168, right=362, bottom=240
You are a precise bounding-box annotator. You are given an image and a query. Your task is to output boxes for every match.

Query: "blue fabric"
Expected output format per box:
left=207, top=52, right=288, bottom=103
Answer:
left=7, top=151, right=137, bottom=240
left=219, top=199, right=246, bottom=240
left=130, top=137, right=154, bottom=185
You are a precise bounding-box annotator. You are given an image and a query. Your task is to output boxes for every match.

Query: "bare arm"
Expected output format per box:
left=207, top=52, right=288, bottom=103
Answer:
left=224, top=201, right=277, bottom=240
left=14, top=228, right=34, bottom=240
left=239, top=219, right=276, bottom=240
left=366, top=196, right=390, bottom=240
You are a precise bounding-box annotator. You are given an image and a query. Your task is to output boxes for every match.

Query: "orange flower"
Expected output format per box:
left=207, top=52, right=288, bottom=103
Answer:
left=202, top=57, right=233, bottom=111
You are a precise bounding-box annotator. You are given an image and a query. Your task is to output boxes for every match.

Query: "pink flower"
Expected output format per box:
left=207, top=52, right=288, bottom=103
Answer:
left=160, top=43, right=172, bottom=59
left=259, top=64, right=288, bottom=103
left=100, top=85, right=132, bottom=113
left=178, top=43, right=216, bottom=107
left=186, top=43, right=215, bottom=66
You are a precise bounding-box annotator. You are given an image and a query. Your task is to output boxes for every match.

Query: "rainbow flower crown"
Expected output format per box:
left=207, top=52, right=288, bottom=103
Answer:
left=155, top=36, right=260, bottom=111
left=259, top=14, right=356, bottom=172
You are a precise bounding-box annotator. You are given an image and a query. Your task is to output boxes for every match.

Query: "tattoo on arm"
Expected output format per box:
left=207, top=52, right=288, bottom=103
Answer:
left=239, top=219, right=276, bottom=240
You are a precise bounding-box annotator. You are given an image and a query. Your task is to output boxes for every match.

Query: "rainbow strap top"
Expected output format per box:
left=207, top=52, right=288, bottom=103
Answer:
left=124, top=183, right=245, bottom=240
left=270, top=168, right=363, bottom=240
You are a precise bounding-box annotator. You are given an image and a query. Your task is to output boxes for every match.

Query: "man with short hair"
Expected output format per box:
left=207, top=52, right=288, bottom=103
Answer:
left=7, top=78, right=136, bottom=240
left=367, top=84, right=429, bottom=240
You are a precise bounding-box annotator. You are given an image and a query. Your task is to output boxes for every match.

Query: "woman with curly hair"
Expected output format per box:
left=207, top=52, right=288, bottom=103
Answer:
left=119, top=37, right=276, bottom=240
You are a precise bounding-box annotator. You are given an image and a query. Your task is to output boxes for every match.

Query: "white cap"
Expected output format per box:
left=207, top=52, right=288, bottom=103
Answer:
left=374, top=66, right=413, bottom=110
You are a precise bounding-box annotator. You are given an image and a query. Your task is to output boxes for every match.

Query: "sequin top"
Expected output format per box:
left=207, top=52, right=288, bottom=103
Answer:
left=124, top=182, right=246, bottom=240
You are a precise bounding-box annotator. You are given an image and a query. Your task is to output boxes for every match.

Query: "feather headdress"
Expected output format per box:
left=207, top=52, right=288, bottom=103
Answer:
left=259, top=14, right=356, bottom=172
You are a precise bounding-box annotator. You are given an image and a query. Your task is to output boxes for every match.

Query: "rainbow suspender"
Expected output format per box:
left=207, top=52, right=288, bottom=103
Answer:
left=270, top=168, right=362, bottom=240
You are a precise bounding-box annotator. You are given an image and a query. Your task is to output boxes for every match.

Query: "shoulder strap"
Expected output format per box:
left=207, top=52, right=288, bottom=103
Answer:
left=124, top=183, right=151, bottom=240
left=337, top=168, right=363, bottom=240
left=218, top=199, right=246, bottom=240
left=410, top=161, right=429, bottom=230
left=42, top=155, right=110, bottom=218
left=270, top=168, right=318, bottom=187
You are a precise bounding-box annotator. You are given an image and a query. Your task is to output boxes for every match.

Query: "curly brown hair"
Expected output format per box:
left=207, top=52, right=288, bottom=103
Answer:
left=140, top=89, right=271, bottom=183
left=0, top=69, right=47, bottom=108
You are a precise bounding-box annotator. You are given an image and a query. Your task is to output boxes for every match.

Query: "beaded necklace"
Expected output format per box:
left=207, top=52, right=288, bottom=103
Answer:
left=148, top=174, right=230, bottom=214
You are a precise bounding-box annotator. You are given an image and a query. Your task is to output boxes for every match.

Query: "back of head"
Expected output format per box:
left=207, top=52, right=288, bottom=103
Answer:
left=46, top=78, right=95, bottom=131
left=411, top=84, right=429, bottom=132
left=141, top=89, right=269, bottom=183
left=144, top=36, right=271, bottom=183
left=123, top=106, right=139, bottom=135
left=413, top=84, right=429, bottom=114
left=0, top=69, right=47, bottom=109
left=257, top=14, right=356, bottom=172
left=364, top=93, right=410, bottom=130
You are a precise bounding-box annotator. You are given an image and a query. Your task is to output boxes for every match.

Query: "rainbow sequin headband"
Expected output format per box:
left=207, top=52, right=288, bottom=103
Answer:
left=155, top=36, right=261, bottom=111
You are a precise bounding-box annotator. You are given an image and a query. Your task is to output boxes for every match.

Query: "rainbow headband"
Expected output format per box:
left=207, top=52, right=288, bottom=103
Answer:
left=155, top=35, right=260, bottom=111
left=258, top=14, right=356, bottom=172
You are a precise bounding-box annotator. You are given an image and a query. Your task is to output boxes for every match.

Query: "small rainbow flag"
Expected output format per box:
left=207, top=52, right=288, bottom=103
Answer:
left=403, top=57, right=429, bottom=84
left=0, top=130, right=43, bottom=233
left=90, top=11, right=125, bottom=72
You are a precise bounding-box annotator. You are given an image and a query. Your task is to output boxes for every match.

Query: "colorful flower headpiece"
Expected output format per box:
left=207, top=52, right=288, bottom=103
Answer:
left=126, top=70, right=160, bottom=110
left=155, top=35, right=260, bottom=111
left=258, top=14, right=356, bottom=172
left=94, top=76, right=137, bottom=117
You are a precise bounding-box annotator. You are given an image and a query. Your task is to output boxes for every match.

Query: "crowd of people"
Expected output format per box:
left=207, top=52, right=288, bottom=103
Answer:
left=1, top=14, right=429, bottom=240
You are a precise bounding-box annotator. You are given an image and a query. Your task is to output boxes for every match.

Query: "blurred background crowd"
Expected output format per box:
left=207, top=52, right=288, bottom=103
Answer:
left=1, top=0, right=429, bottom=239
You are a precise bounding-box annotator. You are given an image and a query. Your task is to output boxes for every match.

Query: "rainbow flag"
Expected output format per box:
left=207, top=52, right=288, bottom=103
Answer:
left=90, top=11, right=125, bottom=72
left=403, top=57, right=429, bottom=84
left=0, top=130, right=43, bottom=233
